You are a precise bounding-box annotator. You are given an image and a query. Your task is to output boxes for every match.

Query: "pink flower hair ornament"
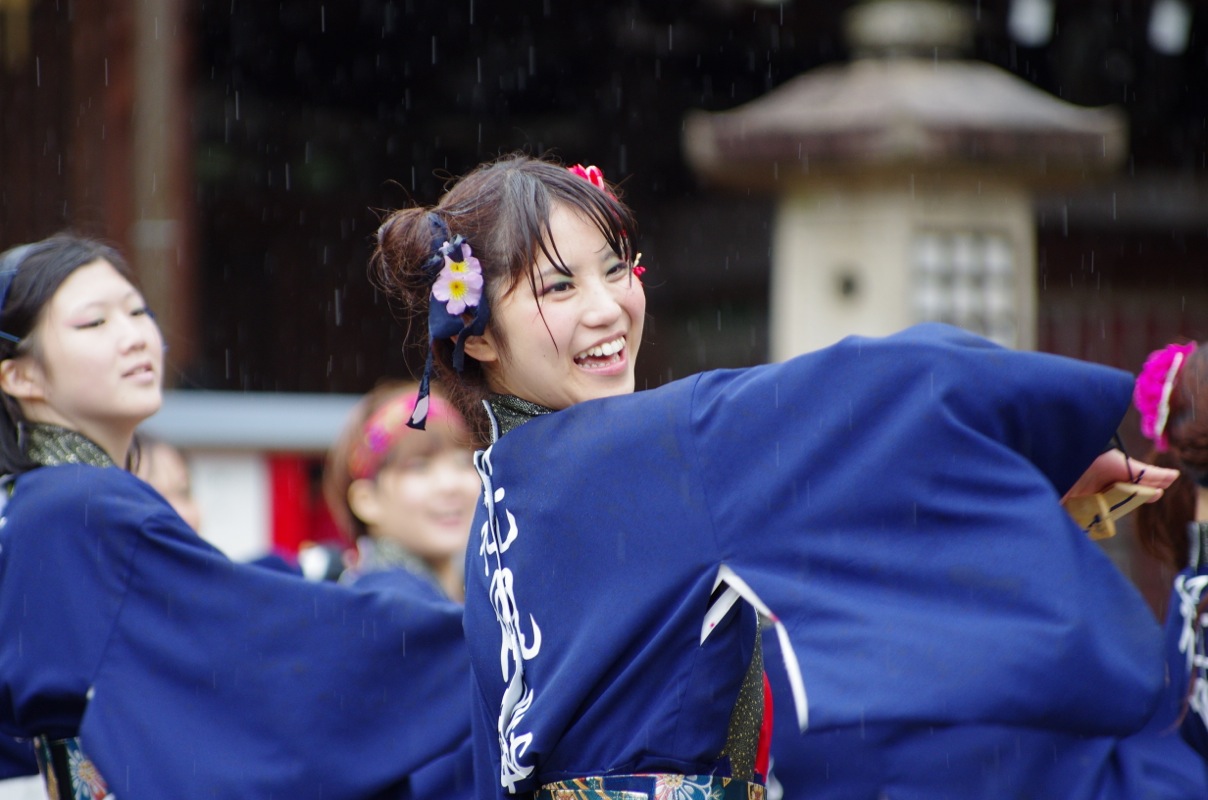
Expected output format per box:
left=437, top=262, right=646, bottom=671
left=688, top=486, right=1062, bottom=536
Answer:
left=1134, top=341, right=1197, bottom=451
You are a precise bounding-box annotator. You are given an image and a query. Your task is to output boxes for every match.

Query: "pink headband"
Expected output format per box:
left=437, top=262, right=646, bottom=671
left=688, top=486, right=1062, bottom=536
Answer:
left=1134, top=341, right=1197, bottom=452
left=348, top=392, right=456, bottom=480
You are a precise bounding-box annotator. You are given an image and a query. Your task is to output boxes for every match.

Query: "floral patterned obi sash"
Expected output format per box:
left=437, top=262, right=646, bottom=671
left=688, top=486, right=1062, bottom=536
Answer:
left=34, top=737, right=112, bottom=800
left=536, top=774, right=765, bottom=800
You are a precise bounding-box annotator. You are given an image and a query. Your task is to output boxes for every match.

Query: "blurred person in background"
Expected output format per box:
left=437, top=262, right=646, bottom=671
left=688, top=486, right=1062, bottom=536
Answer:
left=133, top=431, right=203, bottom=533
left=321, top=381, right=481, bottom=800
left=1133, top=340, right=1208, bottom=762
left=325, top=380, right=480, bottom=602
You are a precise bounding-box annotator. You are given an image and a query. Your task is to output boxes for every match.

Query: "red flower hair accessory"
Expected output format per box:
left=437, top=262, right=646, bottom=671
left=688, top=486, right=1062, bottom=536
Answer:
left=568, top=164, right=613, bottom=197
left=1134, top=341, right=1197, bottom=451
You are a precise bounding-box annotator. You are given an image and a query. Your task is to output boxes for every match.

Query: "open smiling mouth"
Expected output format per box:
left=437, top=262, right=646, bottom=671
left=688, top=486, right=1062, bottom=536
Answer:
left=573, top=337, right=625, bottom=369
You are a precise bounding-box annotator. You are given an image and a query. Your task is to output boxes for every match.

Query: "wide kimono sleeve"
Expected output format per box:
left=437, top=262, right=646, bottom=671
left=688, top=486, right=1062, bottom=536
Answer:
left=689, top=323, right=1163, bottom=736
left=0, top=464, right=470, bottom=799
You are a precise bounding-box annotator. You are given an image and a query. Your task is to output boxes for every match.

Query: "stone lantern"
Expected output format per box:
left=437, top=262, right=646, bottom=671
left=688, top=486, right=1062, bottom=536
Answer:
left=683, top=0, right=1126, bottom=360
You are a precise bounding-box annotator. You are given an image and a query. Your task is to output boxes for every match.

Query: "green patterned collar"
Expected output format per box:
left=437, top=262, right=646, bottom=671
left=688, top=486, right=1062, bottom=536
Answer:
left=355, top=537, right=439, bottom=583
left=485, top=394, right=555, bottom=441
left=24, top=423, right=115, bottom=469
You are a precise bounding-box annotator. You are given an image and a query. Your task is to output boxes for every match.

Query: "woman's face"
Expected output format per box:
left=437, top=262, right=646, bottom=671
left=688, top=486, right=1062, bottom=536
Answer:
left=467, top=203, right=646, bottom=410
left=350, top=437, right=480, bottom=565
left=10, top=259, right=163, bottom=447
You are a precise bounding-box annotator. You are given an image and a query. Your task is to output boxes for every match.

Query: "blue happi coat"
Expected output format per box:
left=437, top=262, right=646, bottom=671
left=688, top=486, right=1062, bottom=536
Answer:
left=0, top=463, right=471, bottom=798
left=462, top=323, right=1208, bottom=800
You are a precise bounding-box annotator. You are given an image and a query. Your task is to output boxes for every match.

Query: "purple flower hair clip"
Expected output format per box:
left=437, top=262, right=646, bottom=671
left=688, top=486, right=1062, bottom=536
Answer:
left=433, top=238, right=484, bottom=315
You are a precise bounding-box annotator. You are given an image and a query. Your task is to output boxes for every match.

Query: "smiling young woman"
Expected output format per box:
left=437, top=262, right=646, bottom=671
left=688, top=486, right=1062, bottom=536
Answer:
left=0, top=234, right=472, bottom=799
left=373, top=153, right=1206, bottom=800
left=461, top=204, right=646, bottom=412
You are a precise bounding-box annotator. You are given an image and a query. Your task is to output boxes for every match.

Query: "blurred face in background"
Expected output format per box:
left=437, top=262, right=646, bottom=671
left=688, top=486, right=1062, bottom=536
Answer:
left=347, top=416, right=480, bottom=567
left=136, top=438, right=203, bottom=533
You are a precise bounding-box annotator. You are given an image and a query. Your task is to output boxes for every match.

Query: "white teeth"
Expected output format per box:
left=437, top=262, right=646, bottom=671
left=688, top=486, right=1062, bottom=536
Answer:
left=578, top=337, right=624, bottom=360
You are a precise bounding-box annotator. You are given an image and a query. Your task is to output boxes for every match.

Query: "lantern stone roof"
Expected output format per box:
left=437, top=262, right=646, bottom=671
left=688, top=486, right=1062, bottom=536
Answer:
left=684, top=0, right=1127, bottom=189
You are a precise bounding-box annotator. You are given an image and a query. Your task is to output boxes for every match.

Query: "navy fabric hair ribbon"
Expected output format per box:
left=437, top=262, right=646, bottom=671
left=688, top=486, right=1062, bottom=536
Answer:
left=408, top=213, right=492, bottom=429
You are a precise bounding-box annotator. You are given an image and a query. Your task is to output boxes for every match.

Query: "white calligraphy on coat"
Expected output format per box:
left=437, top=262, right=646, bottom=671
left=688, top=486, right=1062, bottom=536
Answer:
left=1175, top=573, right=1208, bottom=730
left=476, top=446, right=542, bottom=792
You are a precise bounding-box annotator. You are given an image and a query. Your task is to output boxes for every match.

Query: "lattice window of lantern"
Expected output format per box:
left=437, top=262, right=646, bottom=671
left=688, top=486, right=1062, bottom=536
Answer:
left=912, top=230, right=1018, bottom=348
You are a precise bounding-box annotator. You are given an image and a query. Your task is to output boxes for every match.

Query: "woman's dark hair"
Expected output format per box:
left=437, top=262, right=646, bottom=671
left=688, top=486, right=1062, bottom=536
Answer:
left=1133, top=448, right=1195, bottom=574
left=371, top=153, right=638, bottom=446
left=0, top=233, right=141, bottom=475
